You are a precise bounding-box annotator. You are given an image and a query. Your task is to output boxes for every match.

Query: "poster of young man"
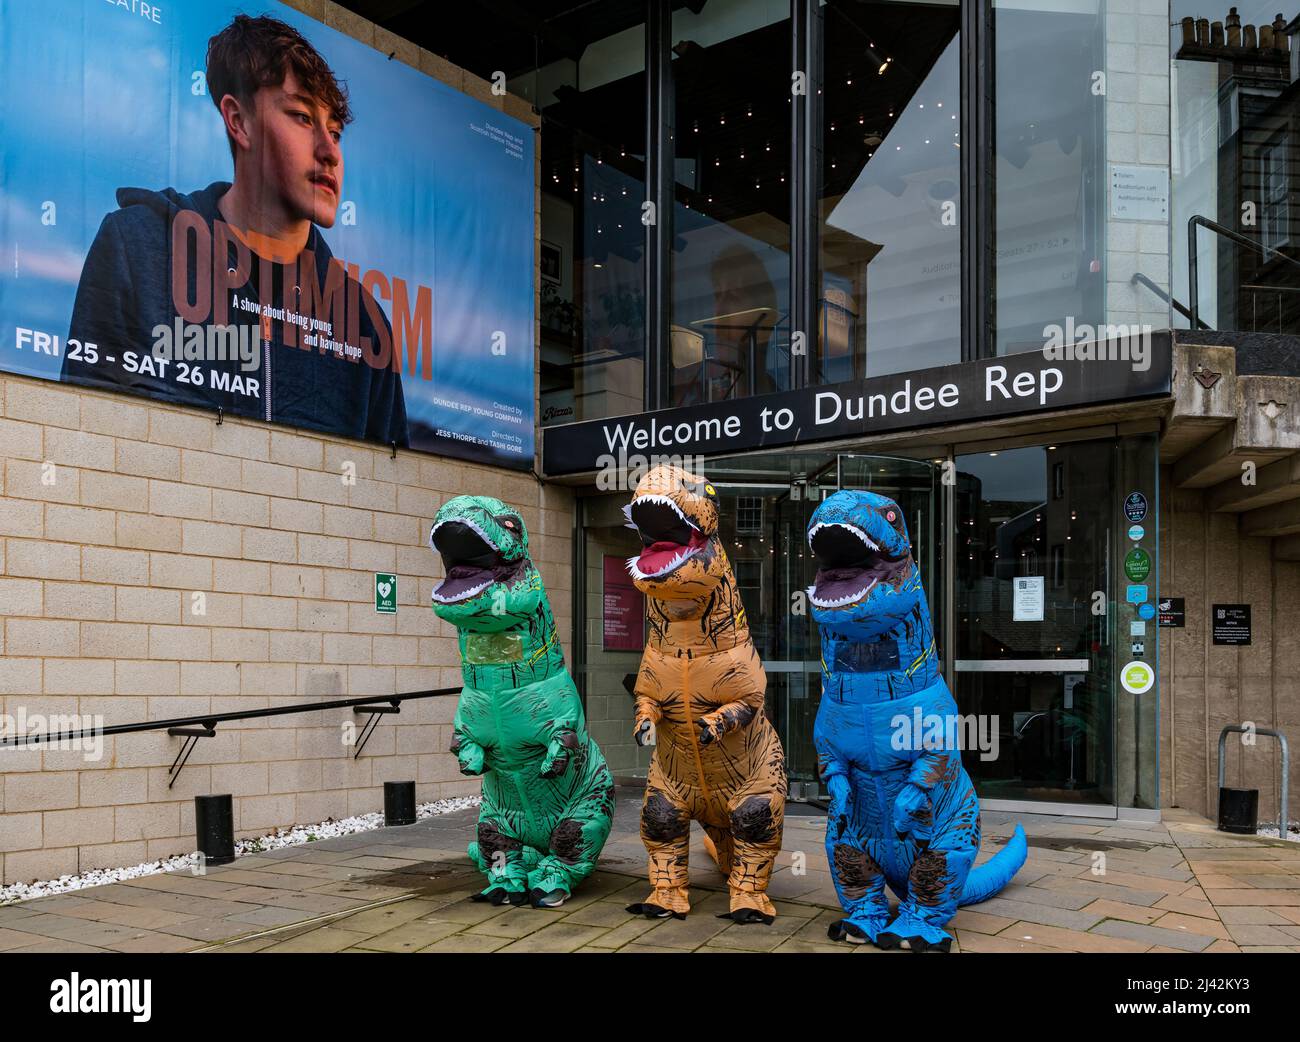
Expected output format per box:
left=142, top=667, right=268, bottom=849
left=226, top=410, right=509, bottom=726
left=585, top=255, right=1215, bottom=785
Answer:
left=0, top=2, right=535, bottom=468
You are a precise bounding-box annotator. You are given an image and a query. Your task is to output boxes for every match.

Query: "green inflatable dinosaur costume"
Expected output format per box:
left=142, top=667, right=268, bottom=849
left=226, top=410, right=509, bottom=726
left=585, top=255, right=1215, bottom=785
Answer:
left=429, top=495, right=615, bottom=908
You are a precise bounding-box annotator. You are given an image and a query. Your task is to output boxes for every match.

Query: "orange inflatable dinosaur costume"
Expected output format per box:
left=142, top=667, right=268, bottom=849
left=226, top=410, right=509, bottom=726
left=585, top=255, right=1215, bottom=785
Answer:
left=624, top=464, right=786, bottom=924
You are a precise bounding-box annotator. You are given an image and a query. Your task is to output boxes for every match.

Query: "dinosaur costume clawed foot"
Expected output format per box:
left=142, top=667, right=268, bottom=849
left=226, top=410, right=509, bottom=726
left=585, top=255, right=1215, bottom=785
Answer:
left=431, top=496, right=616, bottom=909
left=623, top=466, right=786, bottom=925
left=808, top=490, right=1028, bottom=951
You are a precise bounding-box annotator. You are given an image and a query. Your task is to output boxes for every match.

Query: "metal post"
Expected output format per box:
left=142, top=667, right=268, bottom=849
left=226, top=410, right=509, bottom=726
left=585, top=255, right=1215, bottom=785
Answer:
left=1217, top=724, right=1289, bottom=840
left=644, top=0, right=673, bottom=412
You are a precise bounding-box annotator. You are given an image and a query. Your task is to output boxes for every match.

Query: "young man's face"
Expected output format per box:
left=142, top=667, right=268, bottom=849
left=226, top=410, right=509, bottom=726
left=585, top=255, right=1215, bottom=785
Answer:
left=240, top=69, right=344, bottom=229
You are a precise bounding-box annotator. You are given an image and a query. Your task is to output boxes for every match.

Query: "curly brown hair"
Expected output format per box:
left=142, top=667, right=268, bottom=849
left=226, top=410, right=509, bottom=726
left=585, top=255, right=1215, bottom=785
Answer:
left=207, top=14, right=353, bottom=158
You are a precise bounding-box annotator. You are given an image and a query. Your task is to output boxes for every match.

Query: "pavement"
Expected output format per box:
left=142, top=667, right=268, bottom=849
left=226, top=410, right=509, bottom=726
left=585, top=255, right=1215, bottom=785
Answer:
left=1, top=789, right=1298, bottom=953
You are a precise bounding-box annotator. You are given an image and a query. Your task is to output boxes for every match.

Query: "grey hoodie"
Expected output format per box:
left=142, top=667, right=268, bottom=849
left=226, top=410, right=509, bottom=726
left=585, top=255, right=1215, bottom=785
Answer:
left=63, top=182, right=408, bottom=447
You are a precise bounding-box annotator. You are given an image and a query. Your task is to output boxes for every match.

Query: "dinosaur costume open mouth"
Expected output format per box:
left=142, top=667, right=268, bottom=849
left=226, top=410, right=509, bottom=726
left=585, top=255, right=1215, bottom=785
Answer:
left=626, top=494, right=708, bottom=581
left=807, top=521, right=907, bottom=609
left=430, top=518, right=524, bottom=604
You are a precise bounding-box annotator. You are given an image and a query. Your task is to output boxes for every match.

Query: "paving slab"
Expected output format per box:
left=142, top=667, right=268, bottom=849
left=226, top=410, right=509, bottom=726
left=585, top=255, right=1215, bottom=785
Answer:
left=2, top=789, right=1293, bottom=953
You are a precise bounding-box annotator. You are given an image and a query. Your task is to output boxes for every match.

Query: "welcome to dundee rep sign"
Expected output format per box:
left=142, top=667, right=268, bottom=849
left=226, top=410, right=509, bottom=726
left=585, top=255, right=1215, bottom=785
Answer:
left=542, top=342, right=1172, bottom=476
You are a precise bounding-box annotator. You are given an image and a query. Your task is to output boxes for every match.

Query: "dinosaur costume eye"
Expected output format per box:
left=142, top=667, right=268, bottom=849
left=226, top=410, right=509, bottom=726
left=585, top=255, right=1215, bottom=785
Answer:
left=497, top=515, right=522, bottom=536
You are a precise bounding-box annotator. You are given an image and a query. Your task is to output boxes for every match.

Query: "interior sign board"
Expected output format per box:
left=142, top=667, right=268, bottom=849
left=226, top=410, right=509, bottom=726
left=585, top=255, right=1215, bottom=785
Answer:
left=1212, top=604, right=1251, bottom=646
left=1158, top=597, right=1185, bottom=628
left=1110, top=164, right=1169, bottom=222
left=542, top=338, right=1173, bottom=476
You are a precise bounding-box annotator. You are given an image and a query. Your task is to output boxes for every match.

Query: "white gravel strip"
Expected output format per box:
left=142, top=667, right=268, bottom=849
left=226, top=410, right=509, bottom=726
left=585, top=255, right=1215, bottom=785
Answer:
left=0, top=795, right=481, bottom=906
left=1256, top=822, right=1300, bottom=841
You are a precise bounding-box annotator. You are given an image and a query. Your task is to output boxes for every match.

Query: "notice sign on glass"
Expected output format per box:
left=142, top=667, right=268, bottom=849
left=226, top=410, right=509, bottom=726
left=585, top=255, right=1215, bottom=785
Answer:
left=1013, top=576, right=1045, bottom=622
left=603, top=556, right=645, bottom=652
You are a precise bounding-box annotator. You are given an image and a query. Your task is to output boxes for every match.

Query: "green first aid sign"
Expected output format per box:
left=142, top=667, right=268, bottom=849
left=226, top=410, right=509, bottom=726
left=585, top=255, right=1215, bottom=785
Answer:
left=375, top=573, right=397, bottom=614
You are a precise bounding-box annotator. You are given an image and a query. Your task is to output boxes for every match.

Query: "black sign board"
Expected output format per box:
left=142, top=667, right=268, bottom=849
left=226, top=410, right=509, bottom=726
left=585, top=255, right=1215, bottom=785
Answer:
left=1158, top=597, right=1185, bottom=628
left=541, top=336, right=1173, bottom=476
left=1212, top=603, right=1250, bottom=645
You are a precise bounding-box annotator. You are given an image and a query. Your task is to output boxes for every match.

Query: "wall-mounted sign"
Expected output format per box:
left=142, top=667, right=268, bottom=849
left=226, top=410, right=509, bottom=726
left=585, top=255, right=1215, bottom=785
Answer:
left=1126, top=584, right=1149, bottom=604
left=1131, top=640, right=1145, bottom=656
left=375, top=573, right=397, bottom=614
left=1131, top=620, right=1147, bottom=636
left=1138, top=602, right=1156, bottom=621
left=1013, top=576, right=1045, bottom=622
left=602, top=556, right=645, bottom=652
left=1124, top=492, right=1148, bottom=523
left=1158, top=597, right=1185, bottom=628
left=1212, top=604, right=1251, bottom=646
left=542, top=338, right=1173, bottom=476
left=1110, top=164, right=1169, bottom=223
left=1120, top=660, right=1155, bottom=694
left=1124, top=548, right=1152, bottom=582
left=1128, top=524, right=1145, bottom=542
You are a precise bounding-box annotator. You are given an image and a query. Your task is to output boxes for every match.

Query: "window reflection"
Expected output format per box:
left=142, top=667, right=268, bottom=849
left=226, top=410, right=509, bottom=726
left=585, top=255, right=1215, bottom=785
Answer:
left=1171, top=3, right=1300, bottom=333
left=820, top=1, right=962, bottom=378
left=992, top=0, right=1106, bottom=355
left=670, top=1, right=793, bottom=406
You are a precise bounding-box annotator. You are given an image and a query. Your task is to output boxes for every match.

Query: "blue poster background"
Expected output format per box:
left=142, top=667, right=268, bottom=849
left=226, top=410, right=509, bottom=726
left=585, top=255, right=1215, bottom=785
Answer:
left=0, top=0, right=535, bottom=467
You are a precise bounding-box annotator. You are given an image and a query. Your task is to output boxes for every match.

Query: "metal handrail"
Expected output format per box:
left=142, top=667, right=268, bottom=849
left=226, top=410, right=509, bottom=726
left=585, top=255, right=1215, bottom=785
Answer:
left=1189, top=214, right=1300, bottom=329
left=1217, top=724, right=1289, bottom=840
left=1129, top=271, right=1210, bottom=329
left=0, top=687, right=459, bottom=749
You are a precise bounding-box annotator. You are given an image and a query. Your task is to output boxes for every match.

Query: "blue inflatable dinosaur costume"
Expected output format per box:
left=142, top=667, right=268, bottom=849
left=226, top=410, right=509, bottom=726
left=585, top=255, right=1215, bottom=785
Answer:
left=808, top=490, right=1027, bottom=952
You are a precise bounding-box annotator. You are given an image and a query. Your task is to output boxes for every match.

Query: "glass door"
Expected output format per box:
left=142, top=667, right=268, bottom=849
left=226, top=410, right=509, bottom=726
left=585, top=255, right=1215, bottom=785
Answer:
left=953, top=441, right=1116, bottom=808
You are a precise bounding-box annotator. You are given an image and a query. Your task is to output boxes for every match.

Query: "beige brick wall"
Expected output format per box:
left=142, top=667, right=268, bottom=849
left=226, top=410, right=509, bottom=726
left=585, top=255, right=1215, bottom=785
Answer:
left=0, top=373, right=573, bottom=884
left=0, top=0, right=562, bottom=886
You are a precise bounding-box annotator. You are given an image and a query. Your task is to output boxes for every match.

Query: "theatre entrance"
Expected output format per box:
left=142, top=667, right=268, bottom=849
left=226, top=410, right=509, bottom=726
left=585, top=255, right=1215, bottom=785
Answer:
left=576, top=450, right=940, bottom=796
left=574, top=430, right=1157, bottom=814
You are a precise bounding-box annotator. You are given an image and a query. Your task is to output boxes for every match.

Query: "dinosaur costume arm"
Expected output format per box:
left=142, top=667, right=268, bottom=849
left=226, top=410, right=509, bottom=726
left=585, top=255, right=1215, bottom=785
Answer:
left=696, top=688, right=763, bottom=745
left=539, top=718, right=580, bottom=778
left=450, top=703, right=487, bottom=777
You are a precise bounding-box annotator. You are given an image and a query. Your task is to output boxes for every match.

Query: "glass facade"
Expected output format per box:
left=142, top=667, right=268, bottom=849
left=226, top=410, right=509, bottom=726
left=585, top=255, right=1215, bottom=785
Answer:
left=818, top=1, right=963, bottom=378
left=578, top=431, right=1159, bottom=811
left=394, top=0, right=1183, bottom=812
left=991, top=0, right=1107, bottom=355
left=669, top=2, right=793, bottom=404
left=410, top=0, right=1232, bottom=414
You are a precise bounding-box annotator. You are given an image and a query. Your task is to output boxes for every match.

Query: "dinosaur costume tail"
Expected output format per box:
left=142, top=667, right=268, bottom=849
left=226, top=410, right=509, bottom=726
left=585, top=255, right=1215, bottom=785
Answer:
left=959, top=824, right=1027, bottom=906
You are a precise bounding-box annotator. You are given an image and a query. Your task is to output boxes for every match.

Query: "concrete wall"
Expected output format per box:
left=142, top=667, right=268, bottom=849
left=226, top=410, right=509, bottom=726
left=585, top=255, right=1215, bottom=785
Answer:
left=0, top=0, right=564, bottom=885
left=1159, top=465, right=1300, bottom=823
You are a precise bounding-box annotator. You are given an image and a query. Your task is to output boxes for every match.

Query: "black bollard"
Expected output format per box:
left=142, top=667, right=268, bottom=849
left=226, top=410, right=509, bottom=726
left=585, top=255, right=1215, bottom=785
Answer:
left=1217, top=787, right=1259, bottom=834
left=384, top=780, right=417, bottom=826
left=195, top=794, right=236, bottom=865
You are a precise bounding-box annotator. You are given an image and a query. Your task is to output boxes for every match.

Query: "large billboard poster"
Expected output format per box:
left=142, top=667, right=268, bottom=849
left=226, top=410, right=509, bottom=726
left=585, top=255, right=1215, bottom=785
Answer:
left=0, top=1, right=535, bottom=468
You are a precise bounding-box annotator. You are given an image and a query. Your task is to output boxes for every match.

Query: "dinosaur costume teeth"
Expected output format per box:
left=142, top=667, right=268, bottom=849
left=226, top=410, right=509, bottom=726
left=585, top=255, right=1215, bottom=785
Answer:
left=808, top=490, right=1028, bottom=950
left=430, top=495, right=615, bottom=908
left=624, top=465, right=787, bottom=924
